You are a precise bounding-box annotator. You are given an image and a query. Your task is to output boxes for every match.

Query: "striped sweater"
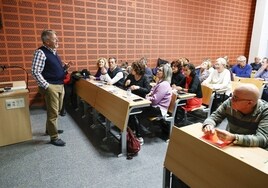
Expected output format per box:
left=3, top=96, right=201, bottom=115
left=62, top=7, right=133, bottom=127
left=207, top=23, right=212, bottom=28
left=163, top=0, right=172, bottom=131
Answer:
left=203, top=98, right=268, bottom=150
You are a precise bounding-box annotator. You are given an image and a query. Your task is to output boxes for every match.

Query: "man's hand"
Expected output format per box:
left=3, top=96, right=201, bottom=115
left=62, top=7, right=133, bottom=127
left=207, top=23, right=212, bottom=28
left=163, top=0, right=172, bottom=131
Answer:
left=215, top=128, right=235, bottom=142
left=64, top=61, right=72, bottom=70
left=202, top=124, right=215, bottom=135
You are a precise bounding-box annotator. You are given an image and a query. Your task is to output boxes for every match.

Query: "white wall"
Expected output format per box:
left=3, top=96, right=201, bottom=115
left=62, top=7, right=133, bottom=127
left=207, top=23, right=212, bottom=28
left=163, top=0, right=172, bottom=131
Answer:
left=248, top=0, right=268, bottom=63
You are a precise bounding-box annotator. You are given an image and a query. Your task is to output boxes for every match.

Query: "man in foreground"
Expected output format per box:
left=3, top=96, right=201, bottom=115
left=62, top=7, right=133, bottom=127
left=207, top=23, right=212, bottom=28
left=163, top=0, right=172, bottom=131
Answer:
left=202, top=83, right=268, bottom=150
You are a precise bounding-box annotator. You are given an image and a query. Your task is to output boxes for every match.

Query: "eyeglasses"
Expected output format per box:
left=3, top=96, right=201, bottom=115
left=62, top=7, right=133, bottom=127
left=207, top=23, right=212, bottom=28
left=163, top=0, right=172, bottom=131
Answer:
left=231, top=95, right=252, bottom=102
left=157, top=67, right=163, bottom=72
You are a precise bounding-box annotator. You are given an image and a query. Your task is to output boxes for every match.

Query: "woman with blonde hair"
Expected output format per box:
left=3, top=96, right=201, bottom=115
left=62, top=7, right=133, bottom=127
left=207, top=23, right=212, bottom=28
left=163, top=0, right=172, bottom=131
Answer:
left=90, top=57, right=108, bottom=80
left=196, top=58, right=213, bottom=83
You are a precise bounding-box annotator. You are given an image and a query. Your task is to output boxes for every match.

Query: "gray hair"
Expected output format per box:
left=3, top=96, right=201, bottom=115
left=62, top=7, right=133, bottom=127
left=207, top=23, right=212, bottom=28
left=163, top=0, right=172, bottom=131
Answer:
left=160, top=63, right=172, bottom=83
left=216, top=57, right=227, bottom=67
left=41, top=29, right=56, bottom=43
left=237, top=55, right=247, bottom=62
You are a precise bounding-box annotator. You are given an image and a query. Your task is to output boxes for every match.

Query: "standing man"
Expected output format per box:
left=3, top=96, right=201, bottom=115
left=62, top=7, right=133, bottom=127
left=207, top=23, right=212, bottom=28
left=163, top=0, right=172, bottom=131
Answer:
left=100, top=57, right=125, bottom=88
left=32, top=29, right=67, bottom=146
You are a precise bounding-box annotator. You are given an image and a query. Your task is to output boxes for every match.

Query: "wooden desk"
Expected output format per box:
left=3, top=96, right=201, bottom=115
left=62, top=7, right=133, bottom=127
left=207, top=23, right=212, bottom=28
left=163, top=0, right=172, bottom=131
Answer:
left=75, top=79, right=151, bottom=156
left=163, top=123, right=268, bottom=188
left=0, top=88, right=32, bottom=147
left=176, top=91, right=196, bottom=100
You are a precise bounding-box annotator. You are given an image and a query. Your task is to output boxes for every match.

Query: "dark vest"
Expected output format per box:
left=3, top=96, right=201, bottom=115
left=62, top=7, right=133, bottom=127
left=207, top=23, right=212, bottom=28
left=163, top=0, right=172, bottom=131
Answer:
left=108, top=66, right=124, bottom=88
left=39, top=46, right=65, bottom=84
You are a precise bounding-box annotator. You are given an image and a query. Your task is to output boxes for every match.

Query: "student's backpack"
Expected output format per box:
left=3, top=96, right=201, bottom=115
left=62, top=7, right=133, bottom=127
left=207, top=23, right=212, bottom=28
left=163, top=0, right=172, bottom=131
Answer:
left=127, top=127, right=141, bottom=159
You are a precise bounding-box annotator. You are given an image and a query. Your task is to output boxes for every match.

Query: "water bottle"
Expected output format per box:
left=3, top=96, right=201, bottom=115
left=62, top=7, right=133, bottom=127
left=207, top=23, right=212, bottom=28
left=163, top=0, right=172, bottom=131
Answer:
left=127, top=88, right=132, bottom=96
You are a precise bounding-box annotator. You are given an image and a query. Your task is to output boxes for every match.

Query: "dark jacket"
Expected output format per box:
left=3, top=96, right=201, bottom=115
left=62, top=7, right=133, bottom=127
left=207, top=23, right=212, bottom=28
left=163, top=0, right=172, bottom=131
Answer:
left=108, top=66, right=125, bottom=88
left=181, top=75, right=202, bottom=98
left=171, top=72, right=185, bottom=87
left=124, top=74, right=151, bottom=98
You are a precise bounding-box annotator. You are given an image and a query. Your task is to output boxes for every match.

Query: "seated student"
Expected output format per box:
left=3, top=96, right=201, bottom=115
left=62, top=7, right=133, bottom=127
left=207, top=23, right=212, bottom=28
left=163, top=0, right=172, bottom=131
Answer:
left=120, top=61, right=131, bottom=77
left=231, top=55, right=252, bottom=78
left=152, top=58, right=167, bottom=76
left=254, top=57, right=268, bottom=81
left=170, top=59, right=185, bottom=88
left=124, top=61, right=151, bottom=98
left=254, top=57, right=268, bottom=101
left=100, top=57, right=125, bottom=88
left=202, top=57, right=231, bottom=94
left=195, top=58, right=214, bottom=83
left=202, top=57, right=231, bottom=112
left=202, top=83, right=268, bottom=150
left=139, top=57, right=153, bottom=82
left=124, top=61, right=151, bottom=144
left=174, top=63, right=202, bottom=122
left=223, top=55, right=234, bottom=81
left=90, top=57, right=108, bottom=80
left=250, top=56, right=262, bottom=71
left=134, top=64, right=173, bottom=144
left=177, top=57, right=190, bottom=75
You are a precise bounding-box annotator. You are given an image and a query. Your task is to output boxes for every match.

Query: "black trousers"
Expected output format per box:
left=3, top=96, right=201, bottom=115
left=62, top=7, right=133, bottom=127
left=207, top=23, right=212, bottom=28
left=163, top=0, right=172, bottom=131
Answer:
left=211, top=94, right=229, bottom=114
left=129, top=106, right=162, bottom=137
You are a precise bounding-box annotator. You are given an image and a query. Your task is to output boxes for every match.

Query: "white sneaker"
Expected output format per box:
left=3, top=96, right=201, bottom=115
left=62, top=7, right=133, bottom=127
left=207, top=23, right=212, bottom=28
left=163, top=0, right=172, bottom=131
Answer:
left=137, top=137, right=144, bottom=146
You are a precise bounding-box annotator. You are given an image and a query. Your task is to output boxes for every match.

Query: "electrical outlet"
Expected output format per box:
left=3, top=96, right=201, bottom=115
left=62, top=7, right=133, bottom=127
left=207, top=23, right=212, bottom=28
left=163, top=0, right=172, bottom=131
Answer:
left=5, top=98, right=25, bottom=109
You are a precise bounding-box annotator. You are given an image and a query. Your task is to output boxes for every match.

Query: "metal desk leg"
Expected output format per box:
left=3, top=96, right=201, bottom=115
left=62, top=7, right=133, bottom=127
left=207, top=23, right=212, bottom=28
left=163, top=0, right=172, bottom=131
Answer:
left=118, top=129, right=127, bottom=157
left=90, top=109, right=98, bottom=128
left=163, top=167, right=171, bottom=188
left=82, top=100, right=87, bottom=118
left=102, top=119, right=111, bottom=142
left=75, top=95, right=80, bottom=111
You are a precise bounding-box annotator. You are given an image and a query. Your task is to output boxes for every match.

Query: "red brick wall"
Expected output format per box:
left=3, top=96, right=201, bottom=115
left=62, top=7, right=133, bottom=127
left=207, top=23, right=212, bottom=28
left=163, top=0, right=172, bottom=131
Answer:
left=0, top=0, right=256, bottom=106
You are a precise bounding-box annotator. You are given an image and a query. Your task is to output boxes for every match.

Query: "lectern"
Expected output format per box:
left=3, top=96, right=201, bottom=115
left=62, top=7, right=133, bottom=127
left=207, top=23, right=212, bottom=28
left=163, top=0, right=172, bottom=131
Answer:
left=0, top=81, right=32, bottom=147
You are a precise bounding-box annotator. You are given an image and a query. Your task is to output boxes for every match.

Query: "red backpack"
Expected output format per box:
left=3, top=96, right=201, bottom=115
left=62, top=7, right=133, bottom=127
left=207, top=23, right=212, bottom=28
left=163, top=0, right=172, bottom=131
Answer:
left=127, top=127, right=141, bottom=157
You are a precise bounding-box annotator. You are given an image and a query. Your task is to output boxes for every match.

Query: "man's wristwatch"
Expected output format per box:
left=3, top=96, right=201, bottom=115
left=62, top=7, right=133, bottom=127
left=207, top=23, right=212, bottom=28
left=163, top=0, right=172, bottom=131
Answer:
left=233, top=134, right=239, bottom=144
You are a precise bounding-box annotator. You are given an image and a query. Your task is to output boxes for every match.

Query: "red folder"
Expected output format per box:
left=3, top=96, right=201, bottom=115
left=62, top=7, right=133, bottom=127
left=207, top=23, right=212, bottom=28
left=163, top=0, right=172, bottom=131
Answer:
left=201, top=134, right=232, bottom=148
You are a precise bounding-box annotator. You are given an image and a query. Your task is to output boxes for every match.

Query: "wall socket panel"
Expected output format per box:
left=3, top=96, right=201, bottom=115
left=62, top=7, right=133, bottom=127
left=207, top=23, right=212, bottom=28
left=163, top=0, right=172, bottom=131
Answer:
left=6, top=98, right=25, bottom=109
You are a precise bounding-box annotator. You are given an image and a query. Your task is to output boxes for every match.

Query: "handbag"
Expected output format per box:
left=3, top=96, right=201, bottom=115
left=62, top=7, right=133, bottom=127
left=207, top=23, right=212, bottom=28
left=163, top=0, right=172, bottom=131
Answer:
left=127, top=127, right=141, bottom=158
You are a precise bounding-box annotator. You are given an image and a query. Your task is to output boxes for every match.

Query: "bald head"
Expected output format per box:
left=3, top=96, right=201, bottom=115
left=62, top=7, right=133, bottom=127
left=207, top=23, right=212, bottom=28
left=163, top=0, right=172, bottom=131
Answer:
left=234, top=83, right=259, bottom=104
